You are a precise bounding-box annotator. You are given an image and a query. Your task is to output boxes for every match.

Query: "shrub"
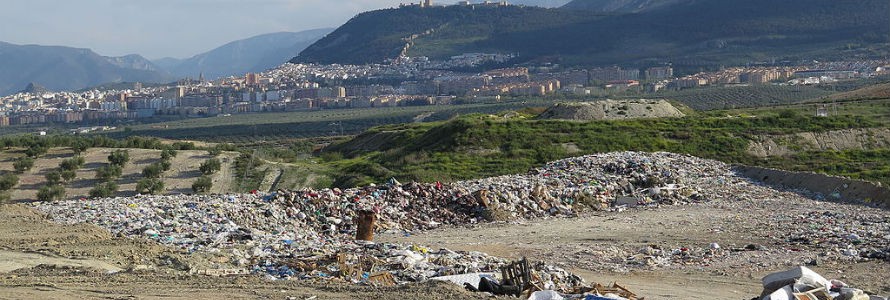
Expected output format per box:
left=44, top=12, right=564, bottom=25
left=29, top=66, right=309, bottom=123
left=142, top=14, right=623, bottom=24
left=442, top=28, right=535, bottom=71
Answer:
left=37, top=185, right=65, bottom=201
left=208, top=148, right=223, bottom=157
left=199, top=158, right=222, bottom=175
left=45, top=171, right=62, bottom=185
left=60, top=170, right=77, bottom=183
left=158, top=160, right=172, bottom=172
left=89, top=182, right=118, bottom=198
left=108, top=150, right=130, bottom=166
left=136, top=178, right=164, bottom=195
left=13, top=157, right=34, bottom=173
left=25, top=145, right=48, bottom=158
left=192, top=176, right=213, bottom=194
left=60, top=156, right=86, bottom=171
left=96, top=165, right=123, bottom=181
left=142, top=164, right=163, bottom=179
left=0, top=173, right=19, bottom=191
left=160, top=149, right=178, bottom=161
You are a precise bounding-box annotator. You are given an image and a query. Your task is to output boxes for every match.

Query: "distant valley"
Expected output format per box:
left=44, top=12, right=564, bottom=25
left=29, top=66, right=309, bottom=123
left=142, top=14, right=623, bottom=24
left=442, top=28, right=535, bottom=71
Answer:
left=0, top=28, right=331, bottom=96
left=154, top=28, right=332, bottom=80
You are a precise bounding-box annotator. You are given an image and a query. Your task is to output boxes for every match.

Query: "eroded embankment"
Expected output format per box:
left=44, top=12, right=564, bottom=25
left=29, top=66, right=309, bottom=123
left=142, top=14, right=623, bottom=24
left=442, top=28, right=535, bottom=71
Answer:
left=747, top=128, right=890, bottom=157
left=735, top=166, right=890, bottom=208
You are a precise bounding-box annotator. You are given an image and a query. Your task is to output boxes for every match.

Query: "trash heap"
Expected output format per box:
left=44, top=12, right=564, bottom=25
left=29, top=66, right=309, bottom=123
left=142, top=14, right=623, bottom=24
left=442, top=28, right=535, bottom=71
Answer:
left=759, top=266, right=887, bottom=300
left=39, top=151, right=889, bottom=298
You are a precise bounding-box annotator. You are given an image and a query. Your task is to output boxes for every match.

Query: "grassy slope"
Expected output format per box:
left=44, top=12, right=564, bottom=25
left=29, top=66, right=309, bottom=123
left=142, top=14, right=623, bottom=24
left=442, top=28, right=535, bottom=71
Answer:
left=323, top=97, right=890, bottom=187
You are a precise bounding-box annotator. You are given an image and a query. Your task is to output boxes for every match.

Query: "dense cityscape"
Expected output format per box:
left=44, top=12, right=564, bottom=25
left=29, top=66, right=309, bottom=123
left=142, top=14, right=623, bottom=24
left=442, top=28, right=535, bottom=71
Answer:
left=1, top=54, right=888, bottom=127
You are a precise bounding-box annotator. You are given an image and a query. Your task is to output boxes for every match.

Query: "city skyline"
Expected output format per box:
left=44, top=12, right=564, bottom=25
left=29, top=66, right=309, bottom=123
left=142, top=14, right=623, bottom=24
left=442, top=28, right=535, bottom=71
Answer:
left=0, top=0, right=410, bottom=59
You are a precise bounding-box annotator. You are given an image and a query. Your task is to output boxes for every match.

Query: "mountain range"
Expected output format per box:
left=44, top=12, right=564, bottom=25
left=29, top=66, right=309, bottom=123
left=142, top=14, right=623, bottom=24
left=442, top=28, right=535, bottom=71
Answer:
left=0, top=42, right=174, bottom=96
left=0, top=29, right=331, bottom=96
left=154, top=28, right=332, bottom=80
left=294, top=0, right=889, bottom=68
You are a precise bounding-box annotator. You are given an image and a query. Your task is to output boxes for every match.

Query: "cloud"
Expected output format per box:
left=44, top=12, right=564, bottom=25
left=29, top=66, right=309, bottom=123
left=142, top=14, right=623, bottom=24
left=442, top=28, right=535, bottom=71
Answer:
left=0, top=0, right=406, bottom=59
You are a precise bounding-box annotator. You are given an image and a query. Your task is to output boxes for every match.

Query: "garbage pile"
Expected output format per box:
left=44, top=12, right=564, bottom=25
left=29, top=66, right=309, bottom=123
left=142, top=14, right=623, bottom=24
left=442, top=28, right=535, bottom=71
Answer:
left=31, top=151, right=888, bottom=296
left=758, top=266, right=886, bottom=300
left=31, top=152, right=732, bottom=290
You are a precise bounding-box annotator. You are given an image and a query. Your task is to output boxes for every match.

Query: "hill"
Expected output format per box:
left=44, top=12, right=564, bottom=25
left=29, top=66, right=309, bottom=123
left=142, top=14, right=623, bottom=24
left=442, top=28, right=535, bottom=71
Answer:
left=560, top=0, right=689, bottom=13
left=293, top=0, right=889, bottom=67
left=159, top=29, right=332, bottom=80
left=0, top=42, right=173, bottom=96
left=509, top=0, right=573, bottom=7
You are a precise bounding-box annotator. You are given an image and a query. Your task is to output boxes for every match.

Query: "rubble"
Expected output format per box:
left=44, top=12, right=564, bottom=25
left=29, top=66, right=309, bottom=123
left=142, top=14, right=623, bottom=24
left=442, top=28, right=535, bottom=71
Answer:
left=758, top=266, right=884, bottom=300
left=31, top=152, right=890, bottom=298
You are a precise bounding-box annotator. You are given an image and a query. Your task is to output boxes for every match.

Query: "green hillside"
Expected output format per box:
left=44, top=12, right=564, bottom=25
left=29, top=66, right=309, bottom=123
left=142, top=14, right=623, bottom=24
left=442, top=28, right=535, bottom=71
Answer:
left=322, top=106, right=885, bottom=187
left=293, top=0, right=889, bottom=67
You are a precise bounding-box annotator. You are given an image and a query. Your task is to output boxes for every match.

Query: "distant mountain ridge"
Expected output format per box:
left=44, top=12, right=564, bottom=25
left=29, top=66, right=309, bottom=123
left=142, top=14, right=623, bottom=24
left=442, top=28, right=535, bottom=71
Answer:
left=294, top=0, right=889, bottom=67
left=157, top=29, right=332, bottom=80
left=0, top=41, right=173, bottom=96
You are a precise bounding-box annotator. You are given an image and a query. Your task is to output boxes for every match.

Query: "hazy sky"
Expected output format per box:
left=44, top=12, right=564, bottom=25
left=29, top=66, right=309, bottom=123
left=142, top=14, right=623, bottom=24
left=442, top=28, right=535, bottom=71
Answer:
left=0, top=0, right=411, bottom=59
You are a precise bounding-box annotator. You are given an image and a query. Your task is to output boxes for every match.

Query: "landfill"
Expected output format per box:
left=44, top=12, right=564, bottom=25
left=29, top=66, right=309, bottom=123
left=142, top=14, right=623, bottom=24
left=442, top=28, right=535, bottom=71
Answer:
left=32, top=151, right=890, bottom=298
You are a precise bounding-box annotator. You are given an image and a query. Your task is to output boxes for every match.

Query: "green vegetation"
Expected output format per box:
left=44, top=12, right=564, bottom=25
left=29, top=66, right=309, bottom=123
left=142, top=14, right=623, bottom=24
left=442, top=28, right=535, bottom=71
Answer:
left=160, top=149, right=178, bottom=160
left=37, top=185, right=65, bottom=201
left=192, top=176, right=213, bottom=194
left=13, top=157, right=34, bottom=173
left=95, top=165, right=123, bottom=182
left=232, top=152, right=266, bottom=192
left=108, top=150, right=130, bottom=167
left=45, top=171, right=63, bottom=185
left=60, top=170, right=77, bottom=183
left=324, top=109, right=880, bottom=187
left=136, top=178, right=165, bottom=195
left=296, top=0, right=888, bottom=67
left=199, top=158, right=221, bottom=175
left=142, top=164, right=164, bottom=179
left=759, top=149, right=890, bottom=185
left=0, top=173, right=19, bottom=191
left=104, top=102, right=553, bottom=142
left=89, top=182, right=119, bottom=198
left=59, top=156, right=86, bottom=171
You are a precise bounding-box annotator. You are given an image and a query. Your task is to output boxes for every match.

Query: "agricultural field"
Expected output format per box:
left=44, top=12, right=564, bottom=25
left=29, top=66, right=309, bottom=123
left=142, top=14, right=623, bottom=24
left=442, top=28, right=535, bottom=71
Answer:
left=655, top=84, right=834, bottom=110
left=0, top=147, right=238, bottom=201
left=102, top=100, right=557, bottom=143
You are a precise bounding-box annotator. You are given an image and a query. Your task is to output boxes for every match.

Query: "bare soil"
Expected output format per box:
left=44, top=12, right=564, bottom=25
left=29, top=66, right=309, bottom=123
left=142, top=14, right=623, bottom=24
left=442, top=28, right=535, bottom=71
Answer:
left=0, top=148, right=238, bottom=201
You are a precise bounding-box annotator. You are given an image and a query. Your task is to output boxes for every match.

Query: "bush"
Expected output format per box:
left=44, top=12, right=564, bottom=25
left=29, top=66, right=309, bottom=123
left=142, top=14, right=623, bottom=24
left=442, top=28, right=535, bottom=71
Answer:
left=13, top=157, right=34, bottom=173
left=89, top=182, right=118, bottom=198
left=199, top=158, right=222, bottom=175
left=136, top=178, right=164, bottom=195
left=191, top=176, right=213, bottom=194
left=96, top=165, right=123, bottom=181
left=142, top=164, right=164, bottom=179
left=0, top=173, right=19, bottom=191
left=108, top=150, right=130, bottom=166
left=60, top=156, right=86, bottom=171
left=158, top=160, right=172, bottom=172
left=37, top=185, right=65, bottom=201
left=71, top=141, right=90, bottom=155
left=60, top=170, right=77, bottom=183
left=25, top=145, right=48, bottom=158
left=208, top=148, right=223, bottom=157
left=45, top=171, right=62, bottom=185
left=160, top=149, right=178, bottom=161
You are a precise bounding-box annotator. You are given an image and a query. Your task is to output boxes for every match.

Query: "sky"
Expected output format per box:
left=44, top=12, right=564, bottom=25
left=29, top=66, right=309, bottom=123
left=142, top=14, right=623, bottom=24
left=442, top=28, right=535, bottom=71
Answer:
left=0, top=0, right=411, bottom=59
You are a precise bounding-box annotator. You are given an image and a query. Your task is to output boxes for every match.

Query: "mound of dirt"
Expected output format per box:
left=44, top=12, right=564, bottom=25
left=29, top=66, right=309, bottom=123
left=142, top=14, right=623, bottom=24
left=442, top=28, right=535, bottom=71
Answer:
left=538, top=100, right=685, bottom=120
